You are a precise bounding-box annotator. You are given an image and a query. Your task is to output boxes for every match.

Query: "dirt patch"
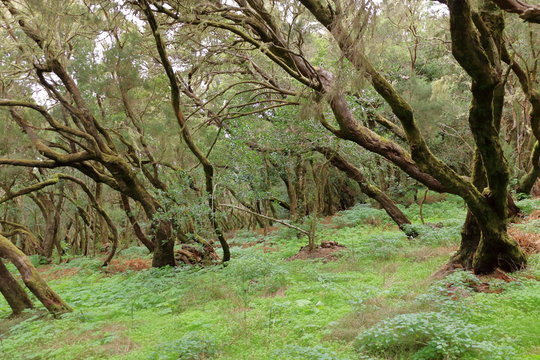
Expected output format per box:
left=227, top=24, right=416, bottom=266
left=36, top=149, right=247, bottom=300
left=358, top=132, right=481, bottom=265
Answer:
left=228, top=240, right=263, bottom=248
left=253, top=226, right=279, bottom=235
left=478, top=268, right=518, bottom=283
left=104, top=258, right=151, bottom=274
left=0, top=311, right=46, bottom=335
left=509, top=228, right=540, bottom=254
left=287, top=241, right=346, bottom=262
left=441, top=268, right=518, bottom=300
left=319, top=215, right=336, bottom=226
left=40, top=266, right=80, bottom=281
left=51, top=324, right=137, bottom=357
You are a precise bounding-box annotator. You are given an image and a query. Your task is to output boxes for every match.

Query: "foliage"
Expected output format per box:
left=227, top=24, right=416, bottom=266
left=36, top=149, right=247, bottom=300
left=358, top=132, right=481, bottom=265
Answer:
left=356, top=311, right=515, bottom=360
left=355, top=271, right=521, bottom=360
left=332, top=204, right=392, bottom=228
left=0, top=199, right=539, bottom=360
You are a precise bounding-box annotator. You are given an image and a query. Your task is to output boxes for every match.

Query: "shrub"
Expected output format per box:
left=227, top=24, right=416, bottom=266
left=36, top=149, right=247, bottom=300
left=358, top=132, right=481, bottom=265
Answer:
left=332, top=204, right=390, bottom=229
left=356, top=271, right=517, bottom=360
left=356, top=311, right=515, bottom=360
left=118, top=246, right=151, bottom=259
left=222, top=252, right=288, bottom=294
left=352, top=233, right=408, bottom=260
left=403, top=224, right=461, bottom=247
left=28, top=254, right=49, bottom=267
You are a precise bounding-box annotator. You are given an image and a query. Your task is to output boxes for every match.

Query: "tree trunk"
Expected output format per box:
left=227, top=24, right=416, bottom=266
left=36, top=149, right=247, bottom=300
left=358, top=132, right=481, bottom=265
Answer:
left=315, top=146, right=412, bottom=232
left=473, top=220, right=527, bottom=273
left=0, top=258, right=34, bottom=316
left=450, top=211, right=481, bottom=270
left=0, top=235, right=71, bottom=315
left=149, top=219, right=175, bottom=268
left=517, top=141, right=540, bottom=194
left=120, top=194, right=154, bottom=252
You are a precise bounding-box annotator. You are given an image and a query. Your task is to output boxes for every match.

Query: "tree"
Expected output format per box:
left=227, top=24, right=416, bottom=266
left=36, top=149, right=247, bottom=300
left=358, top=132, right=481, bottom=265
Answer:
left=152, top=0, right=527, bottom=273
left=0, top=234, right=71, bottom=315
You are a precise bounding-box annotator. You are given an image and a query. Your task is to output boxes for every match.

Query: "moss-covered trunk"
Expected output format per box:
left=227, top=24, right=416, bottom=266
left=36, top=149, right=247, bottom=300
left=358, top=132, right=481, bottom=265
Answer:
left=150, top=219, right=175, bottom=267
left=473, top=219, right=527, bottom=273
left=0, top=235, right=71, bottom=315
left=0, top=258, right=34, bottom=316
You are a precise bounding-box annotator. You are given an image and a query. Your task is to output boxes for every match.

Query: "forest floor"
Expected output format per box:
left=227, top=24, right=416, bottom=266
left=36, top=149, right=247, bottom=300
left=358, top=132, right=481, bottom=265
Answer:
left=1, top=195, right=540, bottom=360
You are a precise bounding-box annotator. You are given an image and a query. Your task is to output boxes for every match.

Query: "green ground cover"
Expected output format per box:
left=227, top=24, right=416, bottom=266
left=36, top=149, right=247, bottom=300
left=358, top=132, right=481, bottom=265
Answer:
left=1, top=196, right=539, bottom=360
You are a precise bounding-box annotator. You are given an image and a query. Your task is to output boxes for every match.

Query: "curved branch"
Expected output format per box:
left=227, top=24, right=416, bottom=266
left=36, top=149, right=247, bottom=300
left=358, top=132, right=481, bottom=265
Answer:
left=490, top=0, right=540, bottom=23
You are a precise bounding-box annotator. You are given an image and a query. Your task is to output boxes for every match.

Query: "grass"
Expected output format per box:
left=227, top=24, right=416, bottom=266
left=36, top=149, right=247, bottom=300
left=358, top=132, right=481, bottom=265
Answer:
left=0, top=197, right=539, bottom=360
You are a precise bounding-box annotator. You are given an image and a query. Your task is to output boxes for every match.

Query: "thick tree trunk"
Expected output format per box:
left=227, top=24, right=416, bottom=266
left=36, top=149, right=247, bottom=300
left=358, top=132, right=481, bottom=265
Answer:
left=142, top=3, right=231, bottom=263
left=0, top=235, right=71, bottom=315
left=149, top=219, right=175, bottom=268
left=474, top=220, right=527, bottom=273
left=450, top=211, right=481, bottom=270
left=0, top=258, right=34, bottom=316
left=451, top=151, right=524, bottom=273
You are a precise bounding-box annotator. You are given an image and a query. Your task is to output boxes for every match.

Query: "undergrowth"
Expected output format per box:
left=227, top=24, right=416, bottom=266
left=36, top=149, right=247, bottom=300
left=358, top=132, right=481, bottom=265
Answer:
left=0, top=198, right=539, bottom=360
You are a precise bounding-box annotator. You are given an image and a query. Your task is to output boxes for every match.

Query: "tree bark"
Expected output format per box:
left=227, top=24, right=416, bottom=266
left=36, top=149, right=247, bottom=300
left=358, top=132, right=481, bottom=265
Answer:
left=0, top=258, right=34, bottom=316
left=517, top=141, right=540, bottom=195
left=0, top=235, right=71, bottom=315
left=120, top=194, right=154, bottom=252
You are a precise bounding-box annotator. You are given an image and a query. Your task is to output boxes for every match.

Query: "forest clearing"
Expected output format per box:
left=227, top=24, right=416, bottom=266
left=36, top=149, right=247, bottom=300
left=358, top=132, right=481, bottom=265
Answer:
left=1, top=0, right=540, bottom=359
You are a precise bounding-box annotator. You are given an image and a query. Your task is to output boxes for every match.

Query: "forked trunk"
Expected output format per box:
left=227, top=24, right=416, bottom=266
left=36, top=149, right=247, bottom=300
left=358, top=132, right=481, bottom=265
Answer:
left=451, top=207, right=526, bottom=274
